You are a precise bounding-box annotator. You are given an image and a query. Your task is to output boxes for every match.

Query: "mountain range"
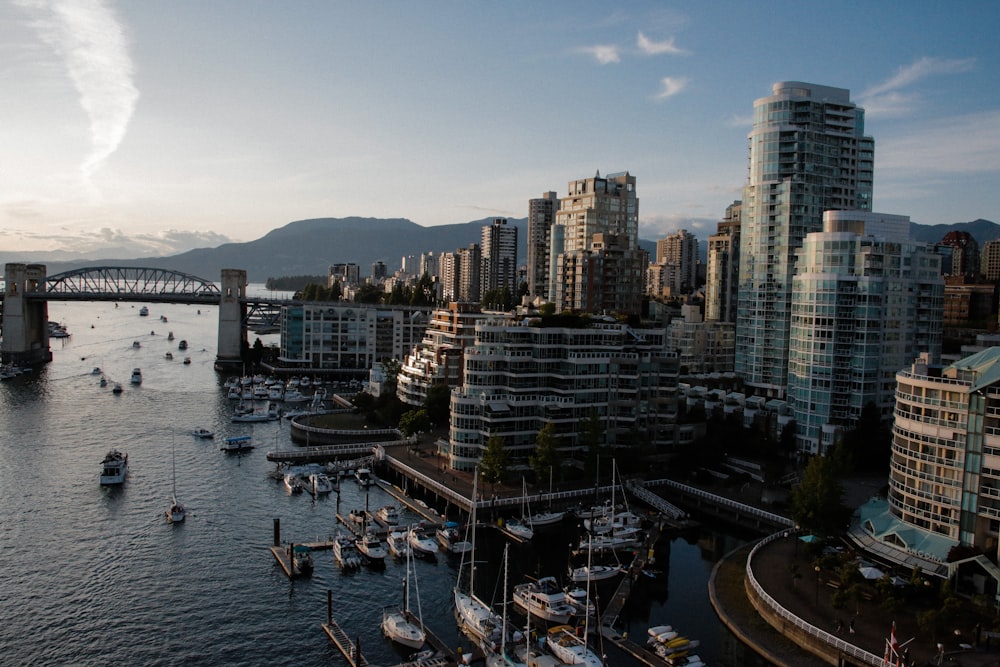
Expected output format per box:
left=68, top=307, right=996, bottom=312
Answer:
left=6, top=216, right=998, bottom=284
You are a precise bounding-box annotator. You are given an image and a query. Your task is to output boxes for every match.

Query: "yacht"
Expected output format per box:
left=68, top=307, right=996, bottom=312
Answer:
left=512, top=577, right=578, bottom=624
left=130, top=368, right=142, bottom=385
left=386, top=530, right=410, bottom=558
left=437, top=521, right=472, bottom=554
left=355, top=467, right=373, bottom=487
left=376, top=504, right=400, bottom=526
left=406, top=524, right=438, bottom=559
left=99, top=449, right=128, bottom=485
left=307, top=472, right=334, bottom=495
left=355, top=531, right=388, bottom=564
left=333, top=534, right=362, bottom=569
left=545, top=625, right=603, bottom=667
left=191, top=428, right=215, bottom=439
left=220, top=435, right=253, bottom=452
left=283, top=473, right=304, bottom=494
left=139, top=306, right=149, bottom=316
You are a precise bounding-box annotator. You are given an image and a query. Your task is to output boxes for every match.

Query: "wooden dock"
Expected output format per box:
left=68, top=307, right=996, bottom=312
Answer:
left=270, top=544, right=308, bottom=579
left=322, top=617, right=370, bottom=667
left=600, top=522, right=662, bottom=627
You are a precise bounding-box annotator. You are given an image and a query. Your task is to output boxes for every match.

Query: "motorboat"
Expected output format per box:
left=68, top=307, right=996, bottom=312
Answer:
left=282, top=389, right=308, bottom=403
left=112, top=383, right=123, bottom=394
left=381, top=546, right=425, bottom=649
left=307, top=472, right=334, bottom=495
left=100, top=449, right=128, bottom=485
left=132, top=341, right=141, bottom=349
left=167, top=331, right=175, bottom=341
left=437, top=522, right=473, bottom=554
left=220, top=435, right=253, bottom=452
left=139, top=306, right=149, bottom=316
left=568, top=563, right=623, bottom=584
left=91, top=367, right=102, bottom=375
left=166, top=496, right=186, bottom=524
left=377, top=504, right=400, bottom=526
left=354, top=467, right=373, bottom=487
left=349, top=509, right=367, bottom=525
left=292, top=545, right=314, bottom=576
left=182, top=357, right=191, bottom=365
left=283, top=473, right=304, bottom=494
left=512, top=578, right=577, bottom=624
left=159, top=315, right=167, bottom=322
left=407, top=524, right=438, bottom=559
left=99, top=376, right=108, bottom=387
left=177, top=339, right=188, bottom=350
left=386, top=530, right=410, bottom=558
left=191, top=428, right=214, bottom=439
left=130, top=368, right=142, bottom=385
left=545, top=625, right=603, bottom=667
left=355, top=531, right=388, bottom=564
left=231, top=412, right=269, bottom=423
left=268, top=384, right=284, bottom=401
left=333, top=534, right=362, bottom=569
left=164, top=352, right=173, bottom=360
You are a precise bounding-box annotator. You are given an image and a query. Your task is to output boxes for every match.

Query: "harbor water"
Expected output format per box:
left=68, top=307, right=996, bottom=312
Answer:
left=0, top=293, right=767, bottom=666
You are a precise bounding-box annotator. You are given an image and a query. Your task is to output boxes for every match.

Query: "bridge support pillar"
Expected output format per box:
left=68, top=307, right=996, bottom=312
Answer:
left=216, top=268, right=247, bottom=370
left=2, top=263, right=52, bottom=365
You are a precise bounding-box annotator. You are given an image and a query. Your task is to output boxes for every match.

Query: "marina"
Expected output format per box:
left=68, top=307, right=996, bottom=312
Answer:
left=0, top=295, right=762, bottom=667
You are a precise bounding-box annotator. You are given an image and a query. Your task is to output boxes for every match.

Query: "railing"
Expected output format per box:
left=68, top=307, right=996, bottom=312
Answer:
left=647, top=479, right=795, bottom=528
left=746, top=531, right=884, bottom=666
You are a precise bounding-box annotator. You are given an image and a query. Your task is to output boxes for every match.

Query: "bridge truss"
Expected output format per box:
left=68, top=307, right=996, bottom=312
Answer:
left=41, top=267, right=221, bottom=303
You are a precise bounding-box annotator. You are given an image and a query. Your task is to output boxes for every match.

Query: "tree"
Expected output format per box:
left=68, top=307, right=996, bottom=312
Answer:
left=398, top=409, right=431, bottom=438
left=424, top=382, right=452, bottom=428
left=530, top=423, right=560, bottom=483
left=354, top=283, right=384, bottom=304
left=380, top=358, right=402, bottom=391
left=580, top=411, right=606, bottom=477
left=480, top=436, right=508, bottom=491
left=789, top=454, right=852, bottom=536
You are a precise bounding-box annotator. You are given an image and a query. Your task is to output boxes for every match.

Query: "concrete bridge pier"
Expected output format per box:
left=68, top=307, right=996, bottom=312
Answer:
left=2, top=263, right=52, bottom=365
left=216, top=268, right=248, bottom=371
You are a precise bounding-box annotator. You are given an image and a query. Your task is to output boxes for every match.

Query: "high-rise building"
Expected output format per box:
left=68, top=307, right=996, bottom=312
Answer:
left=655, top=229, right=698, bottom=295
left=940, top=230, right=980, bottom=278
left=735, top=82, right=875, bottom=397
left=786, top=211, right=944, bottom=455
left=456, top=244, right=481, bottom=303
left=328, top=263, right=360, bottom=287
left=528, top=192, right=559, bottom=299
left=705, top=201, right=741, bottom=322
left=480, top=217, right=518, bottom=300
left=981, top=239, right=1000, bottom=281
left=550, top=171, right=645, bottom=315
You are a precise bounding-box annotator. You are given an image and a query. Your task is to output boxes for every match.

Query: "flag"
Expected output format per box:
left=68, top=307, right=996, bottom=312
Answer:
left=888, top=621, right=900, bottom=667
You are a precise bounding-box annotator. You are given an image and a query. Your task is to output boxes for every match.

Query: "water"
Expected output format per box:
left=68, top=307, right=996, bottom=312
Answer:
left=0, top=294, right=758, bottom=666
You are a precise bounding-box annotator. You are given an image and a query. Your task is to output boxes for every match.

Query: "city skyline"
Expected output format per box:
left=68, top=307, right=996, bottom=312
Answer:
left=2, top=1, right=998, bottom=258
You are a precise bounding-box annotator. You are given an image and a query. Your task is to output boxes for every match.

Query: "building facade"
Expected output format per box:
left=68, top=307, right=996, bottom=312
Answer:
left=655, top=229, right=699, bottom=295
left=735, top=82, right=875, bottom=397
left=445, top=318, right=688, bottom=470
left=527, top=191, right=559, bottom=300
left=480, top=217, right=519, bottom=300
left=786, top=211, right=944, bottom=455
left=705, top=201, right=741, bottom=322
left=665, top=304, right=736, bottom=375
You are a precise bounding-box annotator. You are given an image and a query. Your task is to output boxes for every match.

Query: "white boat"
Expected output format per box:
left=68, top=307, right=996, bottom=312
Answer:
left=646, top=625, right=678, bottom=644
left=568, top=563, right=623, bottom=584
left=545, top=625, right=603, bottom=667
left=482, top=545, right=528, bottom=667
left=355, top=467, right=373, bottom=487
left=99, top=449, right=128, bottom=485
left=356, top=531, right=387, bottom=564
left=377, top=504, right=400, bottom=526
left=132, top=341, right=141, bottom=349
left=191, top=428, right=214, bottom=439
left=382, top=545, right=426, bottom=649
left=292, top=544, right=314, bottom=576
left=437, top=521, right=473, bottom=554
left=283, top=473, right=304, bottom=494
left=231, top=412, right=269, bottom=423
left=386, top=530, right=410, bottom=558
left=527, top=509, right=565, bottom=527
left=454, top=474, right=504, bottom=645
left=512, top=578, right=577, bottom=624
left=407, top=524, right=438, bottom=558
left=220, top=435, right=253, bottom=452
left=502, top=517, right=533, bottom=541
left=91, top=367, right=102, bottom=375
left=333, top=534, right=362, bottom=569
left=307, top=472, right=334, bottom=495
left=283, top=389, right=308, bottom=403
left=268, top=384, right=284, bottom=401
left=139, top=306, right=149, bottom=316
left=130, top=368, right=142, bottom=385
left=166, top=439, right=185, bottom=524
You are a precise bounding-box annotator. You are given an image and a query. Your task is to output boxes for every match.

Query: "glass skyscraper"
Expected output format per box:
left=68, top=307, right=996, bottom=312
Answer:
left=735, top=82, right=874, bottom=397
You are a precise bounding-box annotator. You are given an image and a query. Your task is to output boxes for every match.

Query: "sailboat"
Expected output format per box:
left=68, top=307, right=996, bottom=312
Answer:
left=502, top=478, right=533, bottom=541
left=381, top=542, right=426, bottom=649
left=166, top=438, right=185, bottom=524
left=483, top=544, right=528, bottom=667
left=545, top=535, right=603, bottom=667
left=454, top=471, right=503, bottom=644
left=527, top=466, right=564, bottom=527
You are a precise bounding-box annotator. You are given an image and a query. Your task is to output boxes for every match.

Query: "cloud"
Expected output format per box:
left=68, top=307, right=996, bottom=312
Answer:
left=877, top=110, right=1000, bottom=175
left=860, top=56, right=975, bottom=118
left=0, top=226, right=234, bottom=258
left=18, top=0, right=139, bottom=181
left=654, top=76, right=688, bottom=101
left=577, top=44, right=620, bottom=65
left=636, top=32, right=687, bottom=56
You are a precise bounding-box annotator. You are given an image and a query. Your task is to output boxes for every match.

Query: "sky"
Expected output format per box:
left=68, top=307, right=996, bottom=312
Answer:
left=2, top=1, right=999, bottom=258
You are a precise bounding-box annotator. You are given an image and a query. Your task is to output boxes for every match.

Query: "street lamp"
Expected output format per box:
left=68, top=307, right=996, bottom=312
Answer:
left=814, top=565, right=821, bottom=606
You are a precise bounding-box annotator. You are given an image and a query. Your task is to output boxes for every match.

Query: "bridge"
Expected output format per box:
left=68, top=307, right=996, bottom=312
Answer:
left=1, top=263, right=288, bottom=368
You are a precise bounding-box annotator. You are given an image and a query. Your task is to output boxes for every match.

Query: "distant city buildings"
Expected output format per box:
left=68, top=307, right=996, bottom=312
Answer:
left=527, top=191, right=559, bottom=301
left=654, top=229, right=698, bottom=296
left=480, top=217, right=518, bottom=300
left=705, top=201, right=741, bottom=323
left=940, top=230, right=980, bottom=278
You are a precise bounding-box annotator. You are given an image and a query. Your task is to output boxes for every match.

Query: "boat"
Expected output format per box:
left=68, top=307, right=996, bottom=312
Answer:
left=167, top=331, right=174, bottom=341
left=182, top=357, right=191, bottom=365
left=512, top=577, right=577, bottom=625
left=292, top=544, right=314, bottom=576
left=454, top=473, right=504, bottom=644
left=377, top=504, right=400, bottom=526
left=192, top=428, right=214, bottom=439
left=646, top=625, right=678, bottom=644
left=112, top=383, right=123, bottom=394
left=283, top=473, right=304, bottom=494
left=307, top=472, right=334, bottom=495
left=407, top=524, right=438, bottom=558
left=482, top=544, right=528, bottom=667
left=164, top=352, right=173, bottom=360
left=349, top=509, right=367, bottom=525
left=528, top=468, right=565, bottom=527
left=130, top=368, right=142, bottom=385
left=381, top=543, right=426, bottom=649
left=545, top=625, right=603, bottom=667
left=267, top=384, right=284, bottom=401
left=354, top=467, right=373, bottom=487
left=356, top=531, right=388, bottom=564
left=99, top=449, right=128, bottom=485
left=512, top=578, right=577, bottom=624
left=91, top=367, right=102, bottom=375
left=166, top=439, right=185, bottom=524
left=99, top=376, right=108, bottom=387
left=437, top=521, right=472, bottom=554
left=220, top=435, right=253, bottom=452
left=231, top=412, right=269, bottom=423
left=386, top=530, right=410, bottom=558
left=333, top=534, right=362, bottom=569
left=159, top=315, right=167, bottom=322
left=502, top=517, right=533, bottom=541
left=139, top=306, right=149, bottom=316
left=177, top=340, right=188, bottom=350
left=132, top=341, right=141, bottom=349
left=282, top=389, right=308, bottom=403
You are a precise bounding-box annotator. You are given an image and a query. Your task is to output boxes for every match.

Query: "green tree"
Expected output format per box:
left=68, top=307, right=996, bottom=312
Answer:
left=480, top=436, right=508, bottom=491
left=423, top=382, right=452, bottom=428
left=354, top=283, right=384, bottom=304
left=790, top=454, right=852, bottom=536
left=530, top=423, right=561, bottom=483
left=398, top=409, right=431, bottom=438
left=380, top=358, right=402, bottom=390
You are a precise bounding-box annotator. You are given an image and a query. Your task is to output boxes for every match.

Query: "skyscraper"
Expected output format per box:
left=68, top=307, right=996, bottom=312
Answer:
left=705, top=201, right=741, bottom=322
left=735, top=82, right=874, bottom=397
left=550, top=171, right=645, bottom=315
left=655, top=229, right=699, bottom=295
left=527, top=192, right=559, bottom=300
left=480, top=217, right=518, bottom=301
